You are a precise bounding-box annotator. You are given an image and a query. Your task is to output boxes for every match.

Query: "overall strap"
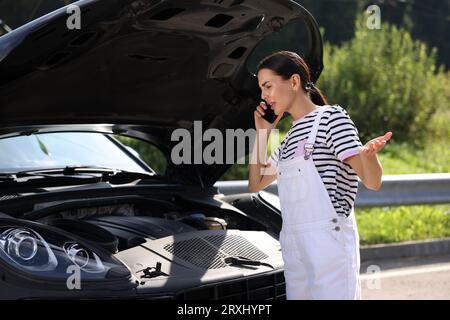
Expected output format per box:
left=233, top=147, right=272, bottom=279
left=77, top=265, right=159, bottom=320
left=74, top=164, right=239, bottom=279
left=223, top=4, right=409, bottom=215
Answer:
left=304, top=106, right=328, bottom=160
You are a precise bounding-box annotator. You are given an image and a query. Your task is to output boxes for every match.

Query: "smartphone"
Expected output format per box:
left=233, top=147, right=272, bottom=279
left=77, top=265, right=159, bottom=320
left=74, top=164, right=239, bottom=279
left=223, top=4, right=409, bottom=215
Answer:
left=260, top=99, right=277, bottom=124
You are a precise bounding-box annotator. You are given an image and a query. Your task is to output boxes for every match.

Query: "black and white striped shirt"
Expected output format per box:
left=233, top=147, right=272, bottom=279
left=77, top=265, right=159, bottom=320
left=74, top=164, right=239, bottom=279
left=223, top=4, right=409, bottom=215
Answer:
left=270, top=105, right=363, bottom=216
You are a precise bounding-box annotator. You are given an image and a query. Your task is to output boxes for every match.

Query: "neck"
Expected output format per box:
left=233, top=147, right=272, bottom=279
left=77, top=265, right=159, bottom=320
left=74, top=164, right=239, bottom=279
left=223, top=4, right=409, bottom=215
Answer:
left=288, top=94, right=318, bottom=122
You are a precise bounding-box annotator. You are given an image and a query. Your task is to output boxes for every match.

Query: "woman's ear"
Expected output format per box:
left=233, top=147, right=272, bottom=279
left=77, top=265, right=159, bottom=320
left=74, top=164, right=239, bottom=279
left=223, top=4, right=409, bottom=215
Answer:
left=290, top=73, right=301, bottom=92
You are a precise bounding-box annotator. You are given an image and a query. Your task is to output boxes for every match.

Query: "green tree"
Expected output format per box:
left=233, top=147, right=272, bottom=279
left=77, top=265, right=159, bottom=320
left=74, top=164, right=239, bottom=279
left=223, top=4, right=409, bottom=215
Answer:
left=318, top=13, right=448, bottom=146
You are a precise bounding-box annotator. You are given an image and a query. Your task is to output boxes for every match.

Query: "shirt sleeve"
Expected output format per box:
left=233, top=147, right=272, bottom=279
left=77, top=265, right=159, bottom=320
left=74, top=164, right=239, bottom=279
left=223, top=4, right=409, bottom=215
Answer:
left=326, top=106, right=363, bottom=162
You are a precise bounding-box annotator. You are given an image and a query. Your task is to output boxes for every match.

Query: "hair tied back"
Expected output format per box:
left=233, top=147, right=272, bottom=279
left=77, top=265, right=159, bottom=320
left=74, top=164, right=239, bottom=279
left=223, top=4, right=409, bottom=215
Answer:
left=305, top=81, right=315, bottom=91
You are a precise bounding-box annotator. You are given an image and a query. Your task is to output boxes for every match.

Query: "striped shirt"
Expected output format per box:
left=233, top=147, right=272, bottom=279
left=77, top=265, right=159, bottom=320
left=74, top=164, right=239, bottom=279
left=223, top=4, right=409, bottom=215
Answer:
left=270, top=105, right=363, bottom=216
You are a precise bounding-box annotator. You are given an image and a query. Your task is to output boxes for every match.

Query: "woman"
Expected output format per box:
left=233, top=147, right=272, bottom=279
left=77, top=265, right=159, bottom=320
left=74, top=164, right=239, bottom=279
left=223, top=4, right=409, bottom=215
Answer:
left=248, top=51, right=392, bottom=300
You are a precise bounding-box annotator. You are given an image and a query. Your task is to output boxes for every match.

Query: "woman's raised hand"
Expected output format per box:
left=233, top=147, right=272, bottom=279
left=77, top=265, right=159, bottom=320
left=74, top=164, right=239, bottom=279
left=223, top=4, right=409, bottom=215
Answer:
left=254, top=101, right=283, bottom=132
left=360, top=132, right=393, bottom=157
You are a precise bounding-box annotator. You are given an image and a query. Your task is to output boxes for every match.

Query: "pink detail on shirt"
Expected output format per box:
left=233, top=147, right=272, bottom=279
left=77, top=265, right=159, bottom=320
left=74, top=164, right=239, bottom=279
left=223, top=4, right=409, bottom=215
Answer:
left=338, top=148, right=361, bottom=161
left=294, top=139, right=308, bottom=157
left=291, top=140, right=361, bottom=162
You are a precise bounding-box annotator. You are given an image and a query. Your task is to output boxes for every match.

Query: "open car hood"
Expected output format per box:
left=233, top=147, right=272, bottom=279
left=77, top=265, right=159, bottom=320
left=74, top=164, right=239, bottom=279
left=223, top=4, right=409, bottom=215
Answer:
left=0, top=0, right=323, bottom=187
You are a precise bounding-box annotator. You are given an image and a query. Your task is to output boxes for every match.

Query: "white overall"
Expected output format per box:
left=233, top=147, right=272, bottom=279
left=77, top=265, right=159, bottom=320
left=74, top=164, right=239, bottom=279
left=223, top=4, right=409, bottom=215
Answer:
left=277, top=106, right=361, bottom=300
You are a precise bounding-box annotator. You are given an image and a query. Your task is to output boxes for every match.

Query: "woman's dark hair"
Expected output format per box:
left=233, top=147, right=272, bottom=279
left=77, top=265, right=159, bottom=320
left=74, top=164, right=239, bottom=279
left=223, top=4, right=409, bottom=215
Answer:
left=257, top=51, right=328, bottom=106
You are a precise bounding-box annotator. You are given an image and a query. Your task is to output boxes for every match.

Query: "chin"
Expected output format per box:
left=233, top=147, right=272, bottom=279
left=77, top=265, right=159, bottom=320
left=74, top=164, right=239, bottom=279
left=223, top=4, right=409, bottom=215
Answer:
left=274, top=109, right=283, bottom=116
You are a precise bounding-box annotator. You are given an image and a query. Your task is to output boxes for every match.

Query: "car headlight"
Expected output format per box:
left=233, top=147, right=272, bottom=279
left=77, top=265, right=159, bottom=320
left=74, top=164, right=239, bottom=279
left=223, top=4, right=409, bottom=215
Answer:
left=64, top=242, right=104, bottom=272
left=0, top=227, right=57, bottom=272
left=0, top=219, right=135, bottom=290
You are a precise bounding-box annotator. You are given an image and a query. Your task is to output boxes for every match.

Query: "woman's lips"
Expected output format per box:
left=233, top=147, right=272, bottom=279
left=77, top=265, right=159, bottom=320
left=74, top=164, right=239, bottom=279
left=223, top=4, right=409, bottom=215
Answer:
left=270, top=102, right=276, bottom=110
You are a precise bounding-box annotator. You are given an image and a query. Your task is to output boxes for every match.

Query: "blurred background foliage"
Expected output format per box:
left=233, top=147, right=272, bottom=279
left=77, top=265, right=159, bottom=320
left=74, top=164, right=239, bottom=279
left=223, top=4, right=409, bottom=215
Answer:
left=318, top=13, right=449, bottom=146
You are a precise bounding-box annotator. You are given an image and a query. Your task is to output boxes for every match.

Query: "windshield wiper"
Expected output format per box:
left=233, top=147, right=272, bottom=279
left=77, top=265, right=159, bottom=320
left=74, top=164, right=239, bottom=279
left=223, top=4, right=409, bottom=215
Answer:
left=0, top=166, right=113, bottom=182
left=17, top=166, right=123, bottom=177
left=0, top=172, right=102, bottom=184
left=223, top=256, right=274, bottom=269
left=0, top=166, right=157, bottom=183
left=51, top=166, right=159, bottom=182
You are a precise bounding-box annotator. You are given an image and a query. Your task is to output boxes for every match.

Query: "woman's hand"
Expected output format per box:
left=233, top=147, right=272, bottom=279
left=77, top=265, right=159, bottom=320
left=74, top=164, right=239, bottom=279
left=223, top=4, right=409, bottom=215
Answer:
left=359, top=132, right=393, bottom=157
left=346, top=131, right=392, bottom=191
left=254, top=101, right=283, bottom=131
left=249, top=101, right=282, bottom=193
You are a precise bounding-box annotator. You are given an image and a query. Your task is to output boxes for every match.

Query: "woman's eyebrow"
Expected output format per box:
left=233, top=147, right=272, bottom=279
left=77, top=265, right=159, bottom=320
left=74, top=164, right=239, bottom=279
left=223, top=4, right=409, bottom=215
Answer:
left=260, top=81, right=270, bottom=88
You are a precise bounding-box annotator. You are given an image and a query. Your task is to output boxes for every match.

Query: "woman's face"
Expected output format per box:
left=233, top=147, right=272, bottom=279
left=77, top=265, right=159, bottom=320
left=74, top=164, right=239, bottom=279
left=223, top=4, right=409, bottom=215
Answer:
left=257, top=68, right=298, bottom=116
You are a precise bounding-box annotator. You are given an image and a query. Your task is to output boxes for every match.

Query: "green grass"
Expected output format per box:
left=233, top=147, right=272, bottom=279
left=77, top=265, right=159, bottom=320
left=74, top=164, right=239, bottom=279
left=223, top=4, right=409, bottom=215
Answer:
left=356, top=205, right=450, bottom=245
left=376, top=106, right=450, bottom=174
left=357, top=108, right=450, bottom=244
left=377, top=141, right=450, bottom=174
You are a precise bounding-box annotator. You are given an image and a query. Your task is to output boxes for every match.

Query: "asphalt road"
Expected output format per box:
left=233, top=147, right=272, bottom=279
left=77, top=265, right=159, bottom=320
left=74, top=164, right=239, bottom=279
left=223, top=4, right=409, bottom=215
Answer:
left=360, top=254, right=450, bottom=300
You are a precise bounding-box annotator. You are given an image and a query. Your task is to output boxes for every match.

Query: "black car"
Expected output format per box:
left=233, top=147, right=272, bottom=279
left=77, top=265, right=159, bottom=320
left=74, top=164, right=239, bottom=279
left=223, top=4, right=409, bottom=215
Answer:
left=0, top=0, right=323, bottom=299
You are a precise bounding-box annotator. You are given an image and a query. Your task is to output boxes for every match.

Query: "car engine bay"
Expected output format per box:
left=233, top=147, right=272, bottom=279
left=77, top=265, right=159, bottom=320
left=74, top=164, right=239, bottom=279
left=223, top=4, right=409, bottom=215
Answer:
left=0, top=192, right=284, bottom=298
left=24, top=195, right=271, bottom=254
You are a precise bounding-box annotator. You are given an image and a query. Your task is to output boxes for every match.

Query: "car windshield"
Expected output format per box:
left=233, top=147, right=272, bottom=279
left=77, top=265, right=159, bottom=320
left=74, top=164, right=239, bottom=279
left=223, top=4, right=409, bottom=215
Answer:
left=0, top=132, right=149, bottom=173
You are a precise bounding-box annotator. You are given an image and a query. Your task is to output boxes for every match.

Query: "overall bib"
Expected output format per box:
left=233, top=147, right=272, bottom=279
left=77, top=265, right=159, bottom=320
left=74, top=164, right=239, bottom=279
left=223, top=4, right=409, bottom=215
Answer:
left=277, top=106, right=361, bottom=300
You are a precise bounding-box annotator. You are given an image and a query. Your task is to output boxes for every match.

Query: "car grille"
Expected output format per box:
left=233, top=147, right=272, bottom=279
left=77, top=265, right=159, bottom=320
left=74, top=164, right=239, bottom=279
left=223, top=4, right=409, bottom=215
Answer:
left=176, top=271, right=286, bottom=300
left=164, top=237, right=228, bottom=269
left=163, top=234, right=269, bottom=270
